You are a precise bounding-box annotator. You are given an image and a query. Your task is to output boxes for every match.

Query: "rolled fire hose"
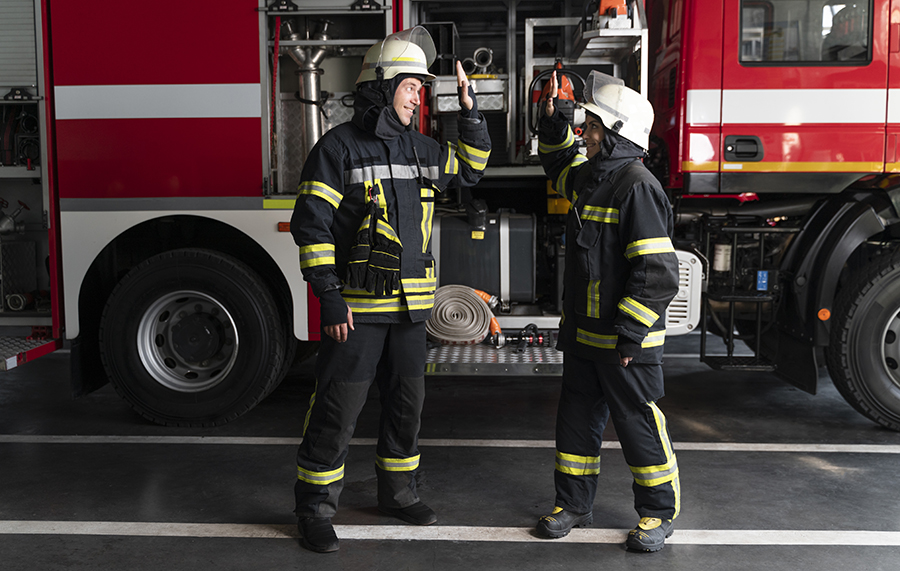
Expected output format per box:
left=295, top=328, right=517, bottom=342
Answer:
left=426, top=285, right=494, bottom=345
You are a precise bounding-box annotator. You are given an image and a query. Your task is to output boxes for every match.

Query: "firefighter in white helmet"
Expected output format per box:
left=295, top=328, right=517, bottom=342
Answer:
left=534, top=70, right=681, bottom=552
left=290, top=27, right=491, bottom=553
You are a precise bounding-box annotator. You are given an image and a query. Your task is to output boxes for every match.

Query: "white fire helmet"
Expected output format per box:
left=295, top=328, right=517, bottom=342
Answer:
left=356, top=27, right=437, bottom=85
left=579, top=70, right=654, bottom=150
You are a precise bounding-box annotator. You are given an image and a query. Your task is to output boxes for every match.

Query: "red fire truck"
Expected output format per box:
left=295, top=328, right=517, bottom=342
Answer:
left=2, top=0, right=899, bottom=431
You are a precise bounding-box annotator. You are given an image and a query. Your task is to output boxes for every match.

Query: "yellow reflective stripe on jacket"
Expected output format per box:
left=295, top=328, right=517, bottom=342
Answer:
left=642, top=330, right=666, bottom=348
left=586, top=280, right=601, bottom=319
left=575, top=329, right=667, bottom=349
left=456, top=140, right=490, bottom=171
left=420, top=186, right=435, bottom=253
left=299, top=181, right=343, bottom=209
left=375, top=218, right=402, bottom=245
left=625, top=237, right=675, bottom=259
left=402, top=276, right=437, bottom=293
left=555, top=450, right=601, bottom=476
left=343, top=293, right=407, bottom=313
left=618, top=297, right=660, bottom=327
left=556, top=155, right=588, bottom=195
left=581, top=206, right=619, bottom=224
left=375, top=454, right=421, bottom=472
left=297, top=464, right=344, bottom=485
left=299, top=244, right=335, bottom=269
left=539, top=125, right=575, bottom=154
left=444, top=142, right=460, bottom=175
left=575, top=329, right=617, bottom=349
left=405, top=294, right=435, bottom=311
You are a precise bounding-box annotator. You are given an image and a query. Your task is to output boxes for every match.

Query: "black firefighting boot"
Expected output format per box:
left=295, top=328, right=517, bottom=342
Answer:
left=625, top=517, right=674, bottom=552
left=536, top=507, right=593, bottom=538
left=378, top=501, right=438, bottom=526
left=298, top=517, right=339, bottom=553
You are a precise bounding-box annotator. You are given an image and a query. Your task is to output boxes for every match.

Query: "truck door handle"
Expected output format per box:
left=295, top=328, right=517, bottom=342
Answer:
left=724, top=135, right=764, bottom=162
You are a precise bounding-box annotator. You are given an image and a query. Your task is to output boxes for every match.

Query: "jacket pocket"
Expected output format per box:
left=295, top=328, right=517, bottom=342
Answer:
left=574, top=221, right=602, bottom=280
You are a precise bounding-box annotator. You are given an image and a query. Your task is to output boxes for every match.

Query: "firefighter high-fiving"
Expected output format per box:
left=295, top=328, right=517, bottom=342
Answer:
left=289, top=27, right=490, bottom=553
left=535, top=70, right=681, bottom=552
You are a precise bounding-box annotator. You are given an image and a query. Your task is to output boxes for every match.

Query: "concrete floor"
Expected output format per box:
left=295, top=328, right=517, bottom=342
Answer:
left=2, top=334, right=900, bottom=570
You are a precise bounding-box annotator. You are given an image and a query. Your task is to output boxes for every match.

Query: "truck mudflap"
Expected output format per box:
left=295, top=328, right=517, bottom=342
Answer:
left=0, top=336, right=62, bottom=371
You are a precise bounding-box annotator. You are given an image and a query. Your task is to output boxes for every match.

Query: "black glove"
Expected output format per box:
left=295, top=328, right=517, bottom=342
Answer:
left=346, top=202, right=375, bottom=289
left=458, top=84, right=478, bottom=118
left=365, top=218, right=402, bottom=296
left=616, top=336, right=643, bottom=360
left=319, top=288, right=348, bottom=327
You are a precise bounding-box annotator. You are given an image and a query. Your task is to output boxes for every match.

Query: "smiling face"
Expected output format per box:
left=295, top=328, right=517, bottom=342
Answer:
left=583, top=115, right=606, bottom=159
left=393, top=77, right=424, bottom=126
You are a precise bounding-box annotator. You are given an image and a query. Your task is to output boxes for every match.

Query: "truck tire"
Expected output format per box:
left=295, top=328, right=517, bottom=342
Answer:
left=826, top=250, right=900, bottom=431
left=99, top=248, right=286, bottom=426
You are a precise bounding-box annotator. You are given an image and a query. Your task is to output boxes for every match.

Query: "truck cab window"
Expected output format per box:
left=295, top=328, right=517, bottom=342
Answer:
left=740, top=0, right=871, bottom=64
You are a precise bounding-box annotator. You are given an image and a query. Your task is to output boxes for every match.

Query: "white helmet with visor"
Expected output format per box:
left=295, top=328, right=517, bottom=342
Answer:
left=356, top=26, right=437, bottom=85
left=579, top=71, right=654, bottom=150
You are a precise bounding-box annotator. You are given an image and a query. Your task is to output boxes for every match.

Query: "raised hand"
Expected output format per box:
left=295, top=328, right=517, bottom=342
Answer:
left=456, top=60, right=473, bottom=111
left=545, top=70, right=558, bottom=116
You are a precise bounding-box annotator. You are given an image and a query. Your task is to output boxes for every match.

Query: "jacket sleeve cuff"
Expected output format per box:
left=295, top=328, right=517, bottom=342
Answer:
left=318, top=288, right=347, bottom=326
left=616, top=337, right=642, bottom=359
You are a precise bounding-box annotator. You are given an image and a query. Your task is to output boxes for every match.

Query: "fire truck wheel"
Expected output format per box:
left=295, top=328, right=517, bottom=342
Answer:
left=99, top=248, right=286, bottom=426
left=827, top=250, right=900, bottom=431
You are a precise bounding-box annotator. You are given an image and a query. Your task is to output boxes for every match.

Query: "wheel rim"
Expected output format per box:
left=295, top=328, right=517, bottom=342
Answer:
left=882, top=309, right=900, bottom=391
left=136, top=290, right=239, bottom=393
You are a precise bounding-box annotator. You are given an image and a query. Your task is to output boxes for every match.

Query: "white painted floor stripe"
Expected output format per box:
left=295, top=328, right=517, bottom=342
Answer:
left=1, top=521, right=899, bottom=546
left=1, top=435, right=899, bottom=454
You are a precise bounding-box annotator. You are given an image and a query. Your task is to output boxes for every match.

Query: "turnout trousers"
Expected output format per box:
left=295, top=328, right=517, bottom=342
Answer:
left=294, top=321, right=427, bottom=518
left=554, top=353, right=681, bottom=520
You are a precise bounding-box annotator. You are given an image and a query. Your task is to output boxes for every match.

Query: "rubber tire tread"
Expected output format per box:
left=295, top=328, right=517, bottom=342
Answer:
left=99, top=248, right=285, bottom=427
left=826, top=249, right=900, bottom=431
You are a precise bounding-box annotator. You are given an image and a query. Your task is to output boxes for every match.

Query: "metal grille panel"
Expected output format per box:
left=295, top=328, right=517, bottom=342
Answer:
left=426, top=343, right=563, bottom=376
left=0, top=0, right=38, bottom=90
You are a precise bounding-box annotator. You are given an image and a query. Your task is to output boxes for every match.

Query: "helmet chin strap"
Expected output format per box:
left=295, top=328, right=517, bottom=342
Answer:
left=376, top=66, right=392, bottom=102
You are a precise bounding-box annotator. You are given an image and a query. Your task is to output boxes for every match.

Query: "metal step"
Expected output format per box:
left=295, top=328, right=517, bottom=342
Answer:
left=0, top=336, right=62, bottom=371
left=701, top=355, right=776, bottom=372
left=425, top=342, right=563, bottom=376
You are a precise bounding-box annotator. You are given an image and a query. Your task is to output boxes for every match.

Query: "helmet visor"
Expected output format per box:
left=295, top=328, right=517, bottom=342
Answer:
left=583, top=70, right=624, bottom=106
left=378, top=26, right=437, bottom=70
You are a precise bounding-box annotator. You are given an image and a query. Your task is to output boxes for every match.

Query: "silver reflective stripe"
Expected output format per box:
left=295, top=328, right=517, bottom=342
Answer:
left=630, top=460, right=679, bottom=487
left=297, top=464, right=345, bottom=485
left=376, top=454, right=421, bottom=472
left=345, top=164, right=440, bottom=185
left=363, top=60, right=429, bottom=71
left=555, top=451, right=601, bottom=476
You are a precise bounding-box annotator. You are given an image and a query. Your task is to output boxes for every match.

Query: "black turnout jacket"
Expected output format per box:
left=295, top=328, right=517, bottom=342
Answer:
left=291, top=94, right=491, bottom=324
left=539, top=109, right=679, bottom=364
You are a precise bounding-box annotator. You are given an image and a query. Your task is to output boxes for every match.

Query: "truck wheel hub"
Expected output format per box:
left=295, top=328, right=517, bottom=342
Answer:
left=136, top=290, right=240, bottom=393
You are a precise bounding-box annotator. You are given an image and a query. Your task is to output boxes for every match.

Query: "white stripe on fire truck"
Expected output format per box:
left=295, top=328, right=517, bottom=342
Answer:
left=54, top=84, right=262, bottom=120
left=686, top=88, right=888, bottom=125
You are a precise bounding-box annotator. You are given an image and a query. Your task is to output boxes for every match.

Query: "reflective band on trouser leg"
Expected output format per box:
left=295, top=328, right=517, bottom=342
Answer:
left=376, top=454, right=421, bottom=472
left=555, top=451, right=601, bottom=476
left=297, top=464, right=345, bottom=485
left=628, top=401, right=681, bottom=519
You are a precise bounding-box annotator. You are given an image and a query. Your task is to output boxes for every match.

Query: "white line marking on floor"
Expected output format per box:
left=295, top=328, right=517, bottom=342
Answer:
left=1, top=435, right=899, bottom=454
left=2, top=521, right=899, bottom=546
left=0, top=434, right=900, bottom=454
